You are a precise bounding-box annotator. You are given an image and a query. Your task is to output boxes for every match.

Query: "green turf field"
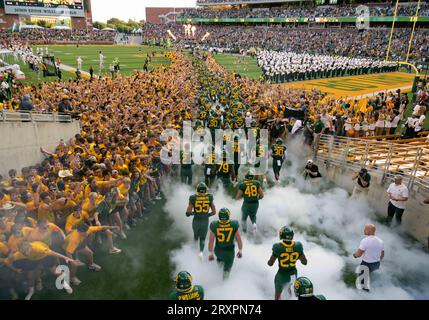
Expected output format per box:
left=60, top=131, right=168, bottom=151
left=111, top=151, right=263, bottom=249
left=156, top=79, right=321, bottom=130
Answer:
left=2, top=45, right=172, bottom=85
left=37, top=45, right=171, bottom=76
left=213, top=53, right=262, bottom=80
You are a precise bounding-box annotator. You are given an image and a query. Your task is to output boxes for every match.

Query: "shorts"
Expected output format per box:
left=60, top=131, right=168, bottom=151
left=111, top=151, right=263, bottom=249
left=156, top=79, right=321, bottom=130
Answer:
left=13, top=259, right=40, bottom=272
left=97, top=200, right=111, bottom=217
left=241, top=202, right=259, bottom=224
left=40, top=255, right=58, bottom=268
left=361, top=261, right=380, bottom=273
left=274, top=270, right=297, bottom=292
left=192, top=217, right=209, bottom=240
left=214, top=247, right=235, bottom=273
left=111, top=205, right=125, bottom=215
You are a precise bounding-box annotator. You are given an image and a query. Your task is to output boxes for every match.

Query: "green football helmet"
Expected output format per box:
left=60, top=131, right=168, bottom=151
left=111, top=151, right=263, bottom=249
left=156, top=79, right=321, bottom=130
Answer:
left=276, top=138, right=283, bottom=145
left=219, top=208, right=231, bottom=223
left=245, top=170, right=254, bottom=180
left=279, top=226, right=294, bottom=241
left=175, top=271, right=193, bottom=292
left=196, top=182, right=208, bottom=194
left=294, top=277, right=314, bottom=298
left=251, top=120, right=257, bottom=127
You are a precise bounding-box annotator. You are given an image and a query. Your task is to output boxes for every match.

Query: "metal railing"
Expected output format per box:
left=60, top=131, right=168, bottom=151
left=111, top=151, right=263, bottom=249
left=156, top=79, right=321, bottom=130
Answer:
left=0, top=111, right=72, bottom=123
left=315, top=134, right=429, bottom=193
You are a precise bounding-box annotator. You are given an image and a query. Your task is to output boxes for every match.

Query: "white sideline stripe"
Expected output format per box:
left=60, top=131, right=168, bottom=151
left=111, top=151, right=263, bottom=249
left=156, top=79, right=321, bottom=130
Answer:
left=350, top=85, right=413, bottom=100
left=57, top=63, right=98, bottom=78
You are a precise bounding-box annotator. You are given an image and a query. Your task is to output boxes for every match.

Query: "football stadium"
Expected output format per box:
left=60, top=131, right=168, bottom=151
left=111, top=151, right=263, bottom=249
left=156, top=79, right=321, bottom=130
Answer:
left=0, top=0, right=428, bottom=307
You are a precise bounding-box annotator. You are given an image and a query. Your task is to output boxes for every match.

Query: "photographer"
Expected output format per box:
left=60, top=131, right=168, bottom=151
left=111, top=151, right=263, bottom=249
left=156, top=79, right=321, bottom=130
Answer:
left=352, top=168, right=371, bottom=198
left=303, top=160, right=322, bottom=189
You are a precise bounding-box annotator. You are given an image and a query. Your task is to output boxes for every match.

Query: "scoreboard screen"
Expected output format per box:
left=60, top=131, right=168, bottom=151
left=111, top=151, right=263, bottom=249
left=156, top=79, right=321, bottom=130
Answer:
left=3, top=0, right=85, bottom=17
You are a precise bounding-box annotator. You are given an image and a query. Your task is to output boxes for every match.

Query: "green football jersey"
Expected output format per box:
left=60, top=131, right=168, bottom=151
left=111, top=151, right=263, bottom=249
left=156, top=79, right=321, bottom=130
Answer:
left=180, top=150, right=193, bottom=169
left=238, top=180, right=261, bottom=203
left=190, top=193, right=214, bottom=218
left=217, top=162, right=232, bottom=177
left=272, top=241, right=304, bottom=274
left=235, top=117, right=245, bottom=128
left=210, top=220, right=240, bottom=250
left=271, top=145, right=287, bottom=159
left=208, top=117, right=221, bottom=129
left=199, top=110, right=208, bottom=121
left=299, top=295, right=327, bottom=301
left=169, top=285, right=205, bottom=300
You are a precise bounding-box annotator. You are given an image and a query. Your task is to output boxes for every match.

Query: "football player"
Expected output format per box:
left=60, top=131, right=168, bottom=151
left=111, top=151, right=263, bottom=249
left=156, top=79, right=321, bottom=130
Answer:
left=186, top=182, right=216, bottom=260
left=294, top=277, right=326, bottom=300
left=170, top=271, right=204, bottom=300
left=236, top=170, right=264, bottom=235
left=271, top=138, right=287, bottom=183
left=268, top=227, right=307, bottom=300
left=208, top=208, right=243, bottom=279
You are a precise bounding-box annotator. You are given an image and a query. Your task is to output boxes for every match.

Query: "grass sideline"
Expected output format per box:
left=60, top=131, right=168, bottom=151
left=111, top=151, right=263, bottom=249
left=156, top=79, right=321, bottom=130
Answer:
left=3, top=45, right=172, bottom=85
left=213, top=53, right=262, bottom=80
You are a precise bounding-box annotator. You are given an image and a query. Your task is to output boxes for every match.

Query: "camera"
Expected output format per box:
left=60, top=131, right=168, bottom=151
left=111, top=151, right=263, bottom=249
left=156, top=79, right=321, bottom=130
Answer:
left=359, top=168, right=368, bottom=177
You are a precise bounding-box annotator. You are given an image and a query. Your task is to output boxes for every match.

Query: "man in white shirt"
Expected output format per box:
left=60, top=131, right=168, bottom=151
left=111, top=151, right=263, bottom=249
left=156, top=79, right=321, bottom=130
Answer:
left=353, top=224, right=384, bottom=291
left=353, top=224, right=384, bottom=271
left=387, top=176, right=409, bottom=226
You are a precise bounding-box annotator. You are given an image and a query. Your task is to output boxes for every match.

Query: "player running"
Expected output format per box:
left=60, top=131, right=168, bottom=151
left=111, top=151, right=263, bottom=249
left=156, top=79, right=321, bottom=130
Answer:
left=186, top=182, right=216, bottom=260
left=217, top=152, right=236, bottom=189
left=180, top=143, right=193, bottom=185
left=170, top=271, right=205, bottom=300
left=271, top=138, right=287, bottom=183
left=204, top=146, right=217, bottom=188
left=236, top=171, right=264, bottom=235
left=208, top=208, right=243, bottom=279
left=294, top=277, right=326, bottom=300
left=268, top=227, right=307, bottom=300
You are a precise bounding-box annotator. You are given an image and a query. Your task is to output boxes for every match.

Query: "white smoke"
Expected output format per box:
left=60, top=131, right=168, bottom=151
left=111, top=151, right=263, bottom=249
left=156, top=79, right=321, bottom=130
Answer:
left=163, top=137, right=429, bottom=300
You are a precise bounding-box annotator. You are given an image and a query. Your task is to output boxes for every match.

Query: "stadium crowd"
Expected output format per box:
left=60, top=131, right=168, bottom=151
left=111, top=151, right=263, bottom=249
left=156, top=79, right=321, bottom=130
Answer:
left=181, top=3, right=429, bottom=19
left=0, top=25, right=428, bottom=299
left=0, top=29, right=116, bottom=44
left=144, top=24, right=429, bottom=63
left=0, top=51, right=200, bottom=300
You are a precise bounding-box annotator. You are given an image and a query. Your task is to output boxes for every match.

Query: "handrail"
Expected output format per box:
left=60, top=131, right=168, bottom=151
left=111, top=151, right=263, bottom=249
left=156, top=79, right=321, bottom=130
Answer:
left=316, top=134, right=429, bottom=192
left=0, top=111, right=72, bottom=123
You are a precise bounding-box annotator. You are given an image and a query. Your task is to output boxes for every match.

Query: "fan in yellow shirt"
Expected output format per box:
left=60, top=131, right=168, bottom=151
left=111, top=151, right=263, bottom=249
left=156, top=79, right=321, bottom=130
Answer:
left=63, top=223, right=121, bottom=271
left=6, top=241, right=78, bottom=300
left=65, top=206, right=90, bottom=234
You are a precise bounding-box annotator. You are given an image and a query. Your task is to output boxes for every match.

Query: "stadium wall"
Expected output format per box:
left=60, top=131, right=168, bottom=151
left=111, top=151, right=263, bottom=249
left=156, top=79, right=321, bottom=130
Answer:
left=146, top=7, right=186, bottom=24
left=321, top=164, right=429, bottom=245
left=0, top=121, right=80, bottom=177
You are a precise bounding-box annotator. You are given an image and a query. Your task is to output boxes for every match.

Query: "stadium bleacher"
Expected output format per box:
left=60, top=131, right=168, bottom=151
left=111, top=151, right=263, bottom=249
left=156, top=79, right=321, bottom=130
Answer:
left=181, top=3, right=429, bottom=19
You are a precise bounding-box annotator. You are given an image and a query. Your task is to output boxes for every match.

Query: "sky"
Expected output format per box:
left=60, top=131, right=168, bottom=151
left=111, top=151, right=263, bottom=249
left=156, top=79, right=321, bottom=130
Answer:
left=91, top=0, right=197, bottom=23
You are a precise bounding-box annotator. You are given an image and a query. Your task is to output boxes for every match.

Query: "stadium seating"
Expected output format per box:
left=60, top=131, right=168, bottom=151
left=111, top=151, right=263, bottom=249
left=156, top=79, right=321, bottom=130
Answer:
left=185, top=3, right=429, bottom=18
